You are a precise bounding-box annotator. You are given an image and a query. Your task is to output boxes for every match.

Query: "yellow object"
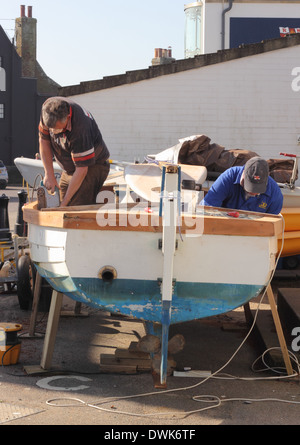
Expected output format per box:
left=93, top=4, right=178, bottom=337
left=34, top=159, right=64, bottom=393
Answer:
left=0, top=344, right=21, bottom=365
left=278, top=207, right=300, bottom=257
left=0, top=323, right=22, bottom=366
left=281, top=207, right=300, bottom=232
left=278, top=231, right=300, bottom=258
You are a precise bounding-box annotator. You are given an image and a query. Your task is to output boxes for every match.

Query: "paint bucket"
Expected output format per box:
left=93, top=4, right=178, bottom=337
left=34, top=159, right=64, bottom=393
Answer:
left=0, top=323, right=22, bottom=365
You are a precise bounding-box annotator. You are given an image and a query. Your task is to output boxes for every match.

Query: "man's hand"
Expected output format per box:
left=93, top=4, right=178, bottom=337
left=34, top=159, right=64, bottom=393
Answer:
left=43, top=174, right=60, bottom=193
left=59, top=166, right=88, bottom=207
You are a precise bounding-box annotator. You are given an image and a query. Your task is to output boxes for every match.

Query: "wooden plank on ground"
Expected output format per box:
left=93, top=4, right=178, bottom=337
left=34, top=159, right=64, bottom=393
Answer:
left=100, top=353, right=151, bottom=371
left=114, top=348, right=150, bottom=359
left=99, top=364, right=138, bottom=374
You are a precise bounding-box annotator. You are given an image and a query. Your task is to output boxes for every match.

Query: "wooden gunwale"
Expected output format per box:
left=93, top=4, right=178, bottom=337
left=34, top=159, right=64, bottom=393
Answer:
left=23, top=201, right=283, bottom=237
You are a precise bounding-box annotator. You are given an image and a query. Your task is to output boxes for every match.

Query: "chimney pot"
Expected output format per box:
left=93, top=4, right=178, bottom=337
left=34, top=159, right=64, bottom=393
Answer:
left=20, top=5, right=25, bottom=17
left=27, top=6, right=32, bottom=18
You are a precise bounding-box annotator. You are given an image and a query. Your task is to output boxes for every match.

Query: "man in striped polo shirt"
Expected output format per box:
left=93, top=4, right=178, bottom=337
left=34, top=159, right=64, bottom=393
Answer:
left=39, top=96, right=110, bottom=206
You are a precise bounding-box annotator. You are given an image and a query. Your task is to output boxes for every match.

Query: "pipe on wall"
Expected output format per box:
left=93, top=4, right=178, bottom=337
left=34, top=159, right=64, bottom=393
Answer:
left=221, top=0, right=234, bottom=50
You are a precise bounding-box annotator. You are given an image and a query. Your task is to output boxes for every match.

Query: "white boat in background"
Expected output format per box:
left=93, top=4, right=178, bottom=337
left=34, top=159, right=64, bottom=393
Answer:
left=14, top=157, right=62, bottom=188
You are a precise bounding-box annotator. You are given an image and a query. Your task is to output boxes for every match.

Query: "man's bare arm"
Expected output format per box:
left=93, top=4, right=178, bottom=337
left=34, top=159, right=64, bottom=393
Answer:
left=39, top=135, right=60, bottom=192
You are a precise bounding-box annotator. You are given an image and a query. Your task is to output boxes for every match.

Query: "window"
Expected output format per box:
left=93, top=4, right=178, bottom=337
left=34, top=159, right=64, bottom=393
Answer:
left=0, top=104, right=4, bottom=119
left=0, top=67, right=6, bottom=91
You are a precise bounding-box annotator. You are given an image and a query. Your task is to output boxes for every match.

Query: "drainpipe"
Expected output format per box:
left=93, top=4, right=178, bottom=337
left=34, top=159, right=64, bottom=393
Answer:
left=221, top=0, right=233, bottom=50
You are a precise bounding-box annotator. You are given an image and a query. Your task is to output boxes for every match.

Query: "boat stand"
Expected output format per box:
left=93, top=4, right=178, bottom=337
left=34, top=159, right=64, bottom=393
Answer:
left=23, top=289, right=63, bottom=374
left=39, top=289, right=63, bottom=370
left=24, top=276, right=87, bottom=374
left=244, top=284, right=294, bottom=376
left=266, top=285, right=294, bottom=375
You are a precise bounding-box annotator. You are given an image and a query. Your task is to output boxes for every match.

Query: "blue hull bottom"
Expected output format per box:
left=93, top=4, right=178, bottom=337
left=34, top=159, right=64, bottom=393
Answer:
left=35, top=265, right=262, bottom=324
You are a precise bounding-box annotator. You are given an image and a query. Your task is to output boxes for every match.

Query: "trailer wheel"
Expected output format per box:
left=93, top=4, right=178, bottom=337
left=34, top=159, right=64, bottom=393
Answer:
left=17, top=255, right=36, bottom=310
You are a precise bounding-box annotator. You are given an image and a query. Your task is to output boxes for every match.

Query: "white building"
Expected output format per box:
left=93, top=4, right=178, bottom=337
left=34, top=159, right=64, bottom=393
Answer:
left=201, top=0, right=300, bottom=54
left=59, top=33, right=300, bottom=166
left=58, top=1, right=300, bottom=167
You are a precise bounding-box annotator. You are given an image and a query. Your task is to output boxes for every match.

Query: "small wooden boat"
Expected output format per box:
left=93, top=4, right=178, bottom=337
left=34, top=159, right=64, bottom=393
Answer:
left=23, top=163, right=283, bottom=385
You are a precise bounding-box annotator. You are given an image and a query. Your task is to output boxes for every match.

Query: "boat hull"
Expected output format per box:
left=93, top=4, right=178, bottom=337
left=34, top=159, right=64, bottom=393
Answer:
left=34, top=266, right=262, bottom=324
left=24, top=203, right=281, bottom=324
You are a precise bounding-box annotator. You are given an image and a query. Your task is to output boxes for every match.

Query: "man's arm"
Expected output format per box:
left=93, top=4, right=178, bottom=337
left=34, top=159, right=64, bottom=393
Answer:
left=39, top=135, right=60, bottom=193
left=60, top=166, right=88, bottom=207
left=201, top=170, right=234, bottom=208
left=266, top=181, right=284, bottom=215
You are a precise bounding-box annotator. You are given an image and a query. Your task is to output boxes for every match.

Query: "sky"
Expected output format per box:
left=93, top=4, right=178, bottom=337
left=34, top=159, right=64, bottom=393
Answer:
left=0, top=0, right=188, bottom=87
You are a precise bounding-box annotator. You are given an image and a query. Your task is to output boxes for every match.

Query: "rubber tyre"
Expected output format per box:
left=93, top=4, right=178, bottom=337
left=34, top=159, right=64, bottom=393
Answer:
left=17, top=255, right=36, bottom=310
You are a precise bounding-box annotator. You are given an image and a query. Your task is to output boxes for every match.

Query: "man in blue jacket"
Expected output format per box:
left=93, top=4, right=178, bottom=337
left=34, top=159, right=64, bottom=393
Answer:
left=201, top=157, right=283, bottom=214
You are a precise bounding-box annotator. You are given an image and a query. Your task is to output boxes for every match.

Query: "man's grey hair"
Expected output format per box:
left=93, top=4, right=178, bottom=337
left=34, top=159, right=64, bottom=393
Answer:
left=42, top=98, right=70, bottom=128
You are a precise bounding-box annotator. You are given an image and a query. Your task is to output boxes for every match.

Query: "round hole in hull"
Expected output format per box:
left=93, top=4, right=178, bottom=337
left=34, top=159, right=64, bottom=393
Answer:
left=98, top=266, right=117, bottom=282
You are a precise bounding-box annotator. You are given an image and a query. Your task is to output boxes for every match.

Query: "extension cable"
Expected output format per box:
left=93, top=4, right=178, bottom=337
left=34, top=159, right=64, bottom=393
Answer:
left=173, top=370, right=212, bottom=378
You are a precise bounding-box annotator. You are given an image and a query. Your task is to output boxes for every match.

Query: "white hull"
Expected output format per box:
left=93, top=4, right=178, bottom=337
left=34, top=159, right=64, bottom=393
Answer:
left=29, top=222, right=277, bottom=288
left=14, top=157, right=62, bottom=188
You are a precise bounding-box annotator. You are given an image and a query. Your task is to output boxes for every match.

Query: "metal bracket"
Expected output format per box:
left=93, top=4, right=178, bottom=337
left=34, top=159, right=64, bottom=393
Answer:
left=158, top=239, right=178, bottom=250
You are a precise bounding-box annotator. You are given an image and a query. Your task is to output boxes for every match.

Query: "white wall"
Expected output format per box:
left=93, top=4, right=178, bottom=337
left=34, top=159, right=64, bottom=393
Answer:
left=70, top=45, right=300, bottom=167
left=204, top=2, right=300, bottom=53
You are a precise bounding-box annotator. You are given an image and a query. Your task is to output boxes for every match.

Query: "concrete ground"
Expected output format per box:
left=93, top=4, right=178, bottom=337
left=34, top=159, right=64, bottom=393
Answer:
left=0, top=186, right=299, bottom=429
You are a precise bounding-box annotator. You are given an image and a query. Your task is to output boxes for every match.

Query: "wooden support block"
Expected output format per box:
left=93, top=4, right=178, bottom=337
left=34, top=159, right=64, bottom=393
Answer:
left=99, top=343, right=152, bottom=374
left=114, top=348, right=150, bottom=359
left=23, top=365, right=64, bottom=375
left=99, top=364, right=138, bottom=374
left=23, top=365, right=52, bottom=375
left=128, top=341, right=139, bottom=351
left=100, top=353, right=151, bottom=371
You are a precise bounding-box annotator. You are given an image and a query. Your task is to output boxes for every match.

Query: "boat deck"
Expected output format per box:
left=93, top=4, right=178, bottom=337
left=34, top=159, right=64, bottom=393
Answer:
left=23, top=201, right=283, bottom=238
